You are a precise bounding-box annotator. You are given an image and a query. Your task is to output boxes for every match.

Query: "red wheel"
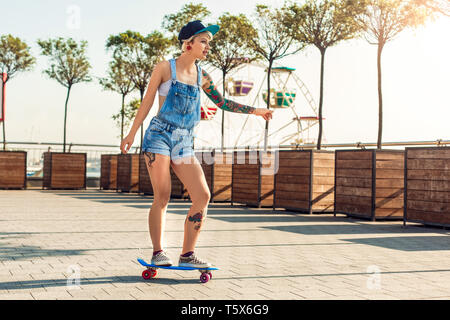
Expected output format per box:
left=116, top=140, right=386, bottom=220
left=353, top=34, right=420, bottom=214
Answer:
left=200, top=273, right=210, bottom=283
left=142, top=270, right=151, bottom=280
left=208, top=272, right=213, bottom=279
left=142, top=269, right=157, bottom=280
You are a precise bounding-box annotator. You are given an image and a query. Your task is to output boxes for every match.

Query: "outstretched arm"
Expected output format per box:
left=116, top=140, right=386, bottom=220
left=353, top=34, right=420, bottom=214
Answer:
left=201, top=69, right=256, bottom=114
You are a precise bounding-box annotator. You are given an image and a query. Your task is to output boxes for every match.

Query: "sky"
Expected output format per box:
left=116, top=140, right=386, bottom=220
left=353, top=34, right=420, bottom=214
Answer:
left=1, top=0, right=449, bottom=149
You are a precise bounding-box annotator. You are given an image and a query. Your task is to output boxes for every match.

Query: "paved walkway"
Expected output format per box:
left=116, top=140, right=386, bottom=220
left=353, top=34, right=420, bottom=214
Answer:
left=1, top=189, right=449, bottom=300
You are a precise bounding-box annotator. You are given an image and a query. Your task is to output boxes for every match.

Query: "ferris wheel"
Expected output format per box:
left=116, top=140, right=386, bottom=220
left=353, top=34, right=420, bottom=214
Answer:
left=194, top=60, right=325, bottom=150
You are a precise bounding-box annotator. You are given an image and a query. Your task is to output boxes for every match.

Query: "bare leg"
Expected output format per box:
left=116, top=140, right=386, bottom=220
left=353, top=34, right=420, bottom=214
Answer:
left=171, top=156, right=210, bottom=254
left=144, top=152, right=171, bottom=252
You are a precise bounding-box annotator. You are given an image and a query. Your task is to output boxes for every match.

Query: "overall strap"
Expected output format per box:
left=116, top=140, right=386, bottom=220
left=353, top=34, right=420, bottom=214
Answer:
left=170, top=59, right=177, bottom=81
left=197, top=64, right=202, bottom=87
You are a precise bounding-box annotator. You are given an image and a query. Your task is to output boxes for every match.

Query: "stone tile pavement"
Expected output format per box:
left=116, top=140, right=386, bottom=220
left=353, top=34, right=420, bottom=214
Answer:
left=0, top=189, right=449, bottom=300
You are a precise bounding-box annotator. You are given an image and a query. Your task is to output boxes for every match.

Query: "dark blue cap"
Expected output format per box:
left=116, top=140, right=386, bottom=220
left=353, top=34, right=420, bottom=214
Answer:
left=178, top=20, right=220, bottom=45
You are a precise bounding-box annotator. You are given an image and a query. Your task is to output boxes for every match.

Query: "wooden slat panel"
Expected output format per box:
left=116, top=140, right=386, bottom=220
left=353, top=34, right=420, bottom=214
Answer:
left=335, top=195, right=372, bottom=207
left=336, top=185, right=371, bottom=197
left=375, top=197, right=404, bottom=209
left=276, top=183, right=310, bottom=193
left=335, top=177, right=371, bottom=188
left=275, top=190, right=310, bottom=201
left=407, top=159, right=450, bottom=170
left=336, top=159, right=372, bottom=169
left=275, top=198, right=310, bottom=210
left=407, top=169, right=450, bottom=181
left=336, top=151, right=372, bottom=160
left=375, top=160, right=404, bottom=169
left=376, top=179, right=404, bottom=188
left=407, top=179, right=450, bottom=192
left=406, top=209, right=450, bottom=225
left=375, top=188, right=404, bottom=198
left=336, top=168, right=372, bottom=178
left=376, top=169, right=404, bottom=179
left=407, top=200, right=449, bottom=213
left=277, top=151, right=311, bottom=159
left=276, top=167, right=311, bottom=176
left=375, top=152, right=404, bottom=160
left=407, top=148, right=450, bottom=159
left=278, top=159, right=311, bottom=167
left=407, top=190, right=450, bottom=203
left=374, top=208, right=403, bottom=218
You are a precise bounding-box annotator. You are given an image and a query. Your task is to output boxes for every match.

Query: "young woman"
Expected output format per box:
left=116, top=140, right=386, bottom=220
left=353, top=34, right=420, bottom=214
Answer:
left=120, top=20, right=273, bottom=268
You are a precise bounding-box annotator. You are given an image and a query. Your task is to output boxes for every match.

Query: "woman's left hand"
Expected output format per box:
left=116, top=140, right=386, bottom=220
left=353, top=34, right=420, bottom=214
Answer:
left=255, top=108, right=274, bottom=121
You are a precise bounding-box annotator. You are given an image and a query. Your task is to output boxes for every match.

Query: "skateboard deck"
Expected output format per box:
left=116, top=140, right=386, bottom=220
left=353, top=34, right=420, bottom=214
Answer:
left=137, top=258, right=218, bottom=283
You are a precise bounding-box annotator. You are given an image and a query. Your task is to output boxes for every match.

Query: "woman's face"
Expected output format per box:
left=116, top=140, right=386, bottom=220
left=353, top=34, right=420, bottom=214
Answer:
left=189, top=33, right=211, bottom=60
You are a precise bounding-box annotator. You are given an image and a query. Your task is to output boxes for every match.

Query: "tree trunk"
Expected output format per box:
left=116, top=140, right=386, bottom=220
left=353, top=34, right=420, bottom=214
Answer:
left=121, top=94, right=125, bottom=142
left=221, top=70, right=226, bottom=152
left=139, top=89, right=144, bottom=154
left=1, top=121, right=5, bottom=151
left=264, top=60, right=273, bottom=151
left=1, top=76, right=6, bottom=150
left=317, top=48, right=326, bottom=150
left=63, top=85, right=72, bottom=153
left=377, top=42, right=384, bottom=150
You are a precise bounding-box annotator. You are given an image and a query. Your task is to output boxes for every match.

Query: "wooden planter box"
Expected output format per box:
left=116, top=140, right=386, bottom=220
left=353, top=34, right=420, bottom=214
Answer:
left=100, top=154, right=118, bottom=190
left=139, top=154, right=153, bottom=195
left=43, top=152, right=86, bottom=189
left=0, top=151, right=27, bottom=189
left=334, top=149, right=404, bottom=220
left=274, top=150, right=334, bottom=213
left=231, top=150, right=276, bottom=208
left=195, top=150, right=232, bottom=202
left=117, top=154, right=140, bottom=192
left=404, top=147, right=450, bottom=228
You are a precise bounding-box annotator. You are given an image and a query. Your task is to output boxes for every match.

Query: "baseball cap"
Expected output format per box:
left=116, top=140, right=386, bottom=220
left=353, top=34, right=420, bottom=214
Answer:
left=178, top=20, right=220, bottom=45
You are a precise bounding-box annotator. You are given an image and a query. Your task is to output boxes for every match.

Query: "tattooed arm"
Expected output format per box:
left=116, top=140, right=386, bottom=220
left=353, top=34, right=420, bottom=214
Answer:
left=201, top=69, right=256, bottom=114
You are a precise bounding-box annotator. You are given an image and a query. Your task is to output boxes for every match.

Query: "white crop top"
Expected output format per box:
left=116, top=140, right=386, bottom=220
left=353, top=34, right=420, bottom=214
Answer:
left=158, top=79, right=172, bottom=97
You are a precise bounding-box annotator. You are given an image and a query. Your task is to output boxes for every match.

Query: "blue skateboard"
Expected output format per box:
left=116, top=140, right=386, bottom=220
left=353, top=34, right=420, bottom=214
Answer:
left=137, top=258, right=218, bottom=283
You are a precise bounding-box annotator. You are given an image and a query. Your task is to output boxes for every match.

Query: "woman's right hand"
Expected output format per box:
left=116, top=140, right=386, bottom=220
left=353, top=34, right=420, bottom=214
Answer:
left=120, top=134, right=135, bottom=154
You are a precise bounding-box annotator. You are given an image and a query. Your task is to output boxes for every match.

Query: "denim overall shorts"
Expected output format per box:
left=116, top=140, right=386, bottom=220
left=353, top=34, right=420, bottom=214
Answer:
left=142, top=59, right=201, bottom=160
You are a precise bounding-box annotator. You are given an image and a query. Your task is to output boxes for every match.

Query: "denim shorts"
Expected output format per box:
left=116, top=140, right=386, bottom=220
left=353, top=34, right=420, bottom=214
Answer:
left=142, top=117, right=194, bottom=160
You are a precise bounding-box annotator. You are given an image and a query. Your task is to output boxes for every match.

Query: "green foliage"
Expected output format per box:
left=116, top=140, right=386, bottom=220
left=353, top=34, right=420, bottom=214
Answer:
left=356, top=0, right=434, bottom=46
left=106, top=30, right=171, bottom=94
left=287, top=0, right=367, bottom=51
left=98, top=56, right=135, bottom=95
left=206, top=12, right=261, bottom=73
left=251, top=4, right=305, bottom=62
left=112, top=97, right=140, bottom=138
left=37, top=37, right=92, bottom=88
left=162, top=2, right=211, bottom=50
left=0, top=34, right=36, bottom=82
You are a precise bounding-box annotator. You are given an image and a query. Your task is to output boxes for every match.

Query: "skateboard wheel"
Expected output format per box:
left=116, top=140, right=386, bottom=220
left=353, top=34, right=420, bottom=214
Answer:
left=142, top=269, right=157, bottom=280
left=208, top=272, right=213, bottom=279
left=200, top=273, right=210, bottom=283
left=142, top=270, right=152, bottom=280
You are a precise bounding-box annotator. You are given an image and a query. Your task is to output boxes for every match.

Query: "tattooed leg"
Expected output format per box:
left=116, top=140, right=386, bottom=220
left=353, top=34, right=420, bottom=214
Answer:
left=144, top=152, right=156, bottom=168
left=186, top=211, right=204, bottom=231
left=182, top=208, right=207, bottom=253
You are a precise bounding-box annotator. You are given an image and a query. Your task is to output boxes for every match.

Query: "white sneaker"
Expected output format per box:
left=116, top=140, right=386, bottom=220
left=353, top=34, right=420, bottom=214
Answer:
left=151, top=251, right=173, bottom=266
left=178, top=253, right=211, bottom=268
